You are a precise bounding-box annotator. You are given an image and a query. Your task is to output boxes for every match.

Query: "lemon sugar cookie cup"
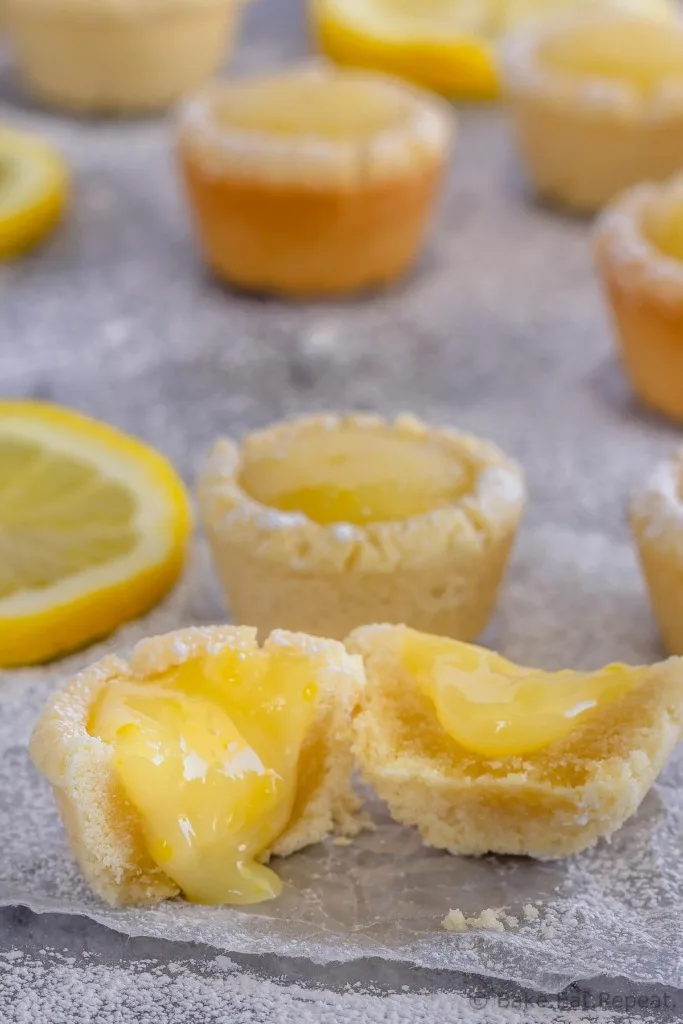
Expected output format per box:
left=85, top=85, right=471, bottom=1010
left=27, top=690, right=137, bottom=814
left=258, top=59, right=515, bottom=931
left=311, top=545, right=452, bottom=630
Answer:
left=594, top=175, right=683, bottom=422
left=6, top=0, right=246, bottom=114
left=348, top=623, right=683, bottom=859
left=198, top=413, right=526, bottom=642
left=176, top=66, right=455, bottom=298
left=501, top=9, right=683, bottom=214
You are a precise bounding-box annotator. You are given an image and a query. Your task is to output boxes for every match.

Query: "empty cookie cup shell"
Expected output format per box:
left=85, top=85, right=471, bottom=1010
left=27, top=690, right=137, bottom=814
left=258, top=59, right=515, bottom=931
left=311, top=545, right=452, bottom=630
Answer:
left=594, top=175, right=683, bottom=421
left=197, top=413, right=526, bottom=642
left=175, top=65, right=455, bottom=298
left=631, top=449, right=683, bottom=655
left=348, top=623, right=683, bottom=859
left=500, top=9, right=683, bottom=214
left=6, top=0, right=245, bottom=114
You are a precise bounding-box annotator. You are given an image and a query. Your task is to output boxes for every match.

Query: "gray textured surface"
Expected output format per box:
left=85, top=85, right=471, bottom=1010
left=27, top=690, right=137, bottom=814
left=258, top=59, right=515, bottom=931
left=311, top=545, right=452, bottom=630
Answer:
left=2, top=0, right=683, bottom=1018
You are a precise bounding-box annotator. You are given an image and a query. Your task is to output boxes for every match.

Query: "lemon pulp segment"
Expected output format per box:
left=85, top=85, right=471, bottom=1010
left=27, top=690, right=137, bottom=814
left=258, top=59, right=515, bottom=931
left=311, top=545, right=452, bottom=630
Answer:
left=0, top=402, right=191, bottom=667
left=0, top=127, right=68, bottom=258
left=239, top=428, right=472, bottom=526
left=90, top=646, right=318, bottom=904
left=538, top=17, right=683, bottom=95
left=401, top=629, right=640, bottom=757
left=0, top=436, right=137, bottom=601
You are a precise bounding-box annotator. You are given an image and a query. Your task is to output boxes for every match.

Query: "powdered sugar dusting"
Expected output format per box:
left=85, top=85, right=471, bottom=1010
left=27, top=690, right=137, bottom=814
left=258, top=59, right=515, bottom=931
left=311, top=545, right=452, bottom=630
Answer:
left=0, top=947, right=649, bottom=1024
left=475, top=464, right=526, bottom=522
left=257, top=509, right=308, bottom=530
left=331, top=522, right=363, bottom=542
left=631, top=454, right=683, bottom=542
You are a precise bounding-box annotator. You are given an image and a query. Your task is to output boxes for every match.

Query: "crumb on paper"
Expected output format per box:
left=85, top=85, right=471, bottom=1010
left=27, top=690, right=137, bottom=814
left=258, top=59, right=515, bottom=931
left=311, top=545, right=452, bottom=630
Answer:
left=442, top=908, right=507, bottom=933
left=333, top=837, right=353, bottom=847
left=523, top=903, right=540, bottom=920
left=442, top=909, right=468, bottom=933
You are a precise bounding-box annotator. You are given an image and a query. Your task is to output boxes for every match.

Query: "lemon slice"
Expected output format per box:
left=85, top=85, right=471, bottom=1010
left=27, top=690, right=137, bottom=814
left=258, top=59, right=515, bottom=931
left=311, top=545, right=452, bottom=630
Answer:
left=0, top=402, right=192, bottom=667
left=0, top=126, right=68, bottom=259
left=310, top=0, right=677, bottom=100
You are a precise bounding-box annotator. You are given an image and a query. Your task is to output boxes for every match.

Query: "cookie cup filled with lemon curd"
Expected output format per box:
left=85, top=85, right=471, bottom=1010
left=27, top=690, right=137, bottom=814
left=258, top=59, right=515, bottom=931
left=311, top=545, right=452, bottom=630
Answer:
left=630, top=449, right=683, bottom=655
left=29, top=625, right=365, bottom=907
left=348, top=625, right=683, bottom=859
left=176, top=65, right=454, bottom=298
left=594, top=175, right=683, bottom=421
left=500, top=8, right=683, bottom=215
left=198, top=413, right=525, bottom=642
left=6, top=0, right=246, bottom=114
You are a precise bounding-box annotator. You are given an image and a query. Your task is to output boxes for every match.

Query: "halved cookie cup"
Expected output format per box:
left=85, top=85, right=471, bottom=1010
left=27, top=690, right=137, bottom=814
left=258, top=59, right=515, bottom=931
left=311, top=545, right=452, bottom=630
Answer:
left=30, top=625, right=364, bottom=906
left=348, top=624, right=683, bottom=859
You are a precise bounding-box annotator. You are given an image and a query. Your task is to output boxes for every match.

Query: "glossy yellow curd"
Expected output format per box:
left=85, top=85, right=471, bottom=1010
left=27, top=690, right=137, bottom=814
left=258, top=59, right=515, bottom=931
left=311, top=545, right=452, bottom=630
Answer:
left=90, top=644, right=318, bottom=905
left=537, top=16, right=683, bottom=95
left=238, top=425, right=473, bottom=525
left=401, top=629, right=640, bottom=758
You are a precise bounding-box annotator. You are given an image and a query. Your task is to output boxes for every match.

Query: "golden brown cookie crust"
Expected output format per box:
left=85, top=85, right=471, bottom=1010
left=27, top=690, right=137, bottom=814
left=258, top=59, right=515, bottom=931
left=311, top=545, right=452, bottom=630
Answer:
left=594, top=178, right=683, bottom=419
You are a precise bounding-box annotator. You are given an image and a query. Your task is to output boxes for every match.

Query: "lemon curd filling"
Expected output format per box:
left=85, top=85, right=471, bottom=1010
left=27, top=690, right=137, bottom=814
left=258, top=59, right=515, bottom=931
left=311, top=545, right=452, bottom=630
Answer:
left=212, top=74, right=411, bottom=140
left=537, top=18, right=683, bottom=95
left=401, top=629, right=640, bottom=758
left=238, top=428, right=473, bottom=526
left=89, top=645, right=318, bottom=905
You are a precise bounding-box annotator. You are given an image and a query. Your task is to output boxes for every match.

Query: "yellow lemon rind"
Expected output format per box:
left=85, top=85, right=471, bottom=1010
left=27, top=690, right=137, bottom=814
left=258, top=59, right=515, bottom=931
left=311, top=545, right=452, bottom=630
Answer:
left=0, top=130, right=69, bottom=259
left=310, top=0, right=499, bottom=101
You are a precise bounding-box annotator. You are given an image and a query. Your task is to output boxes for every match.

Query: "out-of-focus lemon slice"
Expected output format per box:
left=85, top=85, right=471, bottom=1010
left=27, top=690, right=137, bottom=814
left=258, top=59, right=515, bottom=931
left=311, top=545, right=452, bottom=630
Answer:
left=310, top=0, right=677, bottom=100
left=0, top=126, right=68, bottom=258
left=0, top=402, right=192, bottom=667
